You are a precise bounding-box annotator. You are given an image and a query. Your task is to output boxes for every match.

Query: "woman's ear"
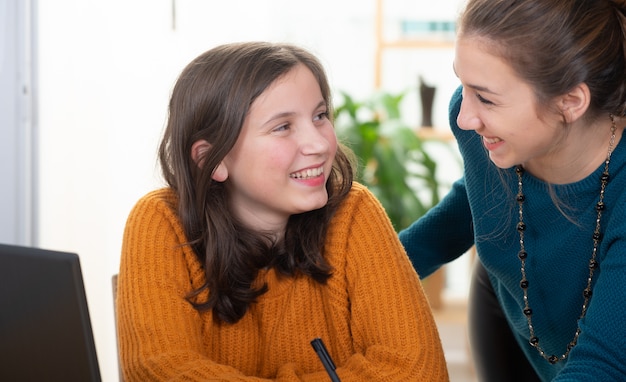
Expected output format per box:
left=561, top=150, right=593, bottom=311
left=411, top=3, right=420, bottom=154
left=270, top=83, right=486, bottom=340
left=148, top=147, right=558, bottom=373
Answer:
left=558, top=83, right=591, bottom=123
left=191, top=139, right=228, bottom=182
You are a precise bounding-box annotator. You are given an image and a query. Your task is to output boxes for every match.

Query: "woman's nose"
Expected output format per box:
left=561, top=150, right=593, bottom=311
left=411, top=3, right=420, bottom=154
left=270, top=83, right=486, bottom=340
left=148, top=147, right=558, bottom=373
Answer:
left=457, top=99, right=482, bottom=131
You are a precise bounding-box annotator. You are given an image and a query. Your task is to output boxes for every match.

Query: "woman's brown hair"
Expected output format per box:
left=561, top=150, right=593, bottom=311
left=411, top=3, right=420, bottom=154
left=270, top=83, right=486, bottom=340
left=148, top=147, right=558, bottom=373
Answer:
left=158, top=42, right=354, bottom=323
left=458, top=0, right=626, bottom=119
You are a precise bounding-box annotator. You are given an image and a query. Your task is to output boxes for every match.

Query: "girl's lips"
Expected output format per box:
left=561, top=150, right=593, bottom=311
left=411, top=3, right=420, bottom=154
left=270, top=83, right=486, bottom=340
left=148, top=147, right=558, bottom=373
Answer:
left=289, top=165, right=324, bottom=180
left=290, top=165, right=326, bottom=188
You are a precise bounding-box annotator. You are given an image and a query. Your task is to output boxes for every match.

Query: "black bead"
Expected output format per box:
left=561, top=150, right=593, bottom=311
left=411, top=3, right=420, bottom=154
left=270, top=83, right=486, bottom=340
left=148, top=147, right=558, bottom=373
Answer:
left=523, top=308, right=532, bottom=316
left=601, top=172, right=609, bottom=183
left=517, top=193, right=526, bottom=203
left=589, top=259, right=599, bottom=269
left=583, top=289, right=592, bottom=298
left=548, top=355, right=558, bottom=364
left=530, top=337, right=539, bottom=346
left=516, top=166, right=525, bottom=175
left=518, top=250, right=528, bottom=260
left=520, top=280, right=529, bottom=289
left=596, top=201, right=605, bottom=211
left=593, top=232, right=603, bottom=241
left=517, top=222, right=526, bottom=232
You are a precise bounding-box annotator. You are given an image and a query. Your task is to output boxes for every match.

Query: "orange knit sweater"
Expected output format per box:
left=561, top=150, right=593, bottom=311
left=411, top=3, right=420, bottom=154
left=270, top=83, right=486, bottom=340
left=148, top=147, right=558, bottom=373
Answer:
left=116, top=183, right=449, bottom=381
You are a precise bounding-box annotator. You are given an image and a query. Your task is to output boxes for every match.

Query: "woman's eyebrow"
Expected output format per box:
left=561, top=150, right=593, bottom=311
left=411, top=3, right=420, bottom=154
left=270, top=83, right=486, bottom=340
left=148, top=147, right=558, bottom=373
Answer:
left=466, top=84, right=499, bottom=95
left=452, top=62, right=500, bottom=95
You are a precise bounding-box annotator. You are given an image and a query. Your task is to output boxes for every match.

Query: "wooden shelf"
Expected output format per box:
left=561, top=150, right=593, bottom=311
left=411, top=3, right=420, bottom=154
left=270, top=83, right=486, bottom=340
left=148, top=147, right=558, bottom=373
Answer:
left=416, top=127, right=455, bottom=141
left=375, top=0, right=455, bottom=88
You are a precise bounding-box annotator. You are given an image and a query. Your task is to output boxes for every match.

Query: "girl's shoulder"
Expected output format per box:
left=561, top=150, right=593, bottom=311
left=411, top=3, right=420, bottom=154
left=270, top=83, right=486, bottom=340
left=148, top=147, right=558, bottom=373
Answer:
left=338, top=182, right=382, bottom=214
left=331, top=182, right=393, bottom=237
left=134, top=187, right=178, bottom=207
left=129, top=188, right=178, bottom=217
left=125, top=188, right=183, bottom=236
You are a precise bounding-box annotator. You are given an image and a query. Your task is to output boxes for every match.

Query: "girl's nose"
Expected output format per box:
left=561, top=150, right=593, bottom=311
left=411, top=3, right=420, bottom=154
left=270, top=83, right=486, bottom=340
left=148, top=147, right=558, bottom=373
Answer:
left=300, top=125, right=331, bottom=155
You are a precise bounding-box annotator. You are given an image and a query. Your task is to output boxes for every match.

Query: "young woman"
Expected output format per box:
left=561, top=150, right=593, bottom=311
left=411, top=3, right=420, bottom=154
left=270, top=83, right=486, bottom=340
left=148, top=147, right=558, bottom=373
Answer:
left=401, top=0, right=626, bottom=380
left=116, top=42, right=449, bottom=381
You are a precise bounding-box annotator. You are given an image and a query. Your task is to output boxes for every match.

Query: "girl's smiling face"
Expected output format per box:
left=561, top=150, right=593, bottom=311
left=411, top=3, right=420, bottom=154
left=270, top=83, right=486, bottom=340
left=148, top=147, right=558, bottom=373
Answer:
left=217, top=64, right=337, bottom=233
left=454, top=36, right=564, bottom=170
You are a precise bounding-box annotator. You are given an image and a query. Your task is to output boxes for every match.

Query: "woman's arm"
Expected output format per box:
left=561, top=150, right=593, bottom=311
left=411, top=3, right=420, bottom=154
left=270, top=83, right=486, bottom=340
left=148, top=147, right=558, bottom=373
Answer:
left=399, top=177, right=475, bottom=277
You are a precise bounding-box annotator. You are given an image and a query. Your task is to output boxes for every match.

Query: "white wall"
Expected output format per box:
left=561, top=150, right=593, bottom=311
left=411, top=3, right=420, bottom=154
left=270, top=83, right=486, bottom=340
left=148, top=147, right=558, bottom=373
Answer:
left=36, top=1, right=464, bottom=380
left=1, top=0, right=35, bottom=245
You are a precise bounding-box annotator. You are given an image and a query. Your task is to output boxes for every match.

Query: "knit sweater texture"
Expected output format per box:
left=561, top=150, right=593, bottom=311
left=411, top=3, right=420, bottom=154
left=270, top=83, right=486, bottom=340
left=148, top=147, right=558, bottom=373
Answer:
left=117, top=182, right=449, bottom=381
left=400, top=86, right=626, bottom=381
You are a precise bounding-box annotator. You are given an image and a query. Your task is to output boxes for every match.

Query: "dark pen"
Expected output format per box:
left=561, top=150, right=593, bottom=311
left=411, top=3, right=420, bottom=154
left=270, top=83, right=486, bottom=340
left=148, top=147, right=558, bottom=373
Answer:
left=310, top=337, right=341, bottom=382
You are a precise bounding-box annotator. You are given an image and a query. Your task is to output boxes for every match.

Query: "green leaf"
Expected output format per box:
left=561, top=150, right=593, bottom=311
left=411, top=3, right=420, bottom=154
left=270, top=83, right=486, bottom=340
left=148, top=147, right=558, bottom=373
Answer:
left=334, top=89, right=457, bottom=231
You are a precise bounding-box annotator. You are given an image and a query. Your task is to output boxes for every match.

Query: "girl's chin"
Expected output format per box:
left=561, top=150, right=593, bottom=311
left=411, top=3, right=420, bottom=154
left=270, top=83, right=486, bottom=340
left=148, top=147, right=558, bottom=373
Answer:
left=298, top=196, right=329, bottom=213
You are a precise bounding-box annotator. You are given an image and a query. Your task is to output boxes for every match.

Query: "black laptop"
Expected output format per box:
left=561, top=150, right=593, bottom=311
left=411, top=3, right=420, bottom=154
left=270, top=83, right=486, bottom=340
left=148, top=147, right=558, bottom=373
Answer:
left=0, top=243, right=102, bottom=381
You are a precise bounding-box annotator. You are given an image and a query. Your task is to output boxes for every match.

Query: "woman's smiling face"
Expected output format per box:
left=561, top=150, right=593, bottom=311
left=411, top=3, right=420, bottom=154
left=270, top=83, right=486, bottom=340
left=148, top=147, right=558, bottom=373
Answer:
left=454, top=36, right=564, bottom=170
left=218, top=64, right=337, bottom=233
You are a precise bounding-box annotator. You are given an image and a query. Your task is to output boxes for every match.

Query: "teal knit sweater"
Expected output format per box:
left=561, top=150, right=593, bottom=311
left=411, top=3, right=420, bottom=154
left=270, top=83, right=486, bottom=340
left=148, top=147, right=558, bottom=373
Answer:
left=400, top=86, right=626, bottom=381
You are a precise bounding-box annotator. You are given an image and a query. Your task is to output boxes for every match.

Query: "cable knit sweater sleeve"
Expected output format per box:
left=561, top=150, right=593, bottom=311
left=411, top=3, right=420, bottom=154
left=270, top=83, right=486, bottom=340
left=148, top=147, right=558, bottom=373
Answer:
left=116, top=183, right=448, bottom=381
left=323, top=183, right=449, bottom=381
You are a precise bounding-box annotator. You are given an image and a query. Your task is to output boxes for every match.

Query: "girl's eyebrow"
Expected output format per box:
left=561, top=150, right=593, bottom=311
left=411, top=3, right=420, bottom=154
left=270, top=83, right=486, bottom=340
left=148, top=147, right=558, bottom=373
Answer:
left=262, top=100, right=326, bottom=126
left=263, top=111, right=295, bottom=126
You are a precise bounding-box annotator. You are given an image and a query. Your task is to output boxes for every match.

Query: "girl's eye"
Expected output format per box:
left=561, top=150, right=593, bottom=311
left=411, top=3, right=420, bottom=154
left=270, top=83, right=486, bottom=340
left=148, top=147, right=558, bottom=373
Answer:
left=273, top=123, right=290, bottom=132
left=476, top=93, right=494, bottom=105
left=314, top=111, right=329, bottom=122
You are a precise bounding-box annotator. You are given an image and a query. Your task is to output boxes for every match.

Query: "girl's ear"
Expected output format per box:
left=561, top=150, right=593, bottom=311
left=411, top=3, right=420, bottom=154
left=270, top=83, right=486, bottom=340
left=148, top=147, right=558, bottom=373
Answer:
left=191, top=139, right=211, bottom=167
left=211, top=162, right=228, bottom=182
left=191, top=139, right=228, bottom=182
left=558, top=83, right=591, bottom=123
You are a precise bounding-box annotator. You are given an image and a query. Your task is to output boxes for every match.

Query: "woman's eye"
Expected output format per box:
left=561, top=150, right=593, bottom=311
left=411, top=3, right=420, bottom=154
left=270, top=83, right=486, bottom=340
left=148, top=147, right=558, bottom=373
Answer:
left=476, top=93, right=494, bottom=105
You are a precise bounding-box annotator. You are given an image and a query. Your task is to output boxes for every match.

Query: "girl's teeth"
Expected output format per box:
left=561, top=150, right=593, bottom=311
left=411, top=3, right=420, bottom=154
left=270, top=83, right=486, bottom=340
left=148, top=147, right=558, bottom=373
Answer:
left=290, top=167, right=323, bottom=179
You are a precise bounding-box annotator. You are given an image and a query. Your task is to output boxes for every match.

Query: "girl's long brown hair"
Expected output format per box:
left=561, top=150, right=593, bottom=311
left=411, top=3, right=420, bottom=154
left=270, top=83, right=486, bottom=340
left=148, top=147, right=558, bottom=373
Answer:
left=158, top=42, right=354, bottom=323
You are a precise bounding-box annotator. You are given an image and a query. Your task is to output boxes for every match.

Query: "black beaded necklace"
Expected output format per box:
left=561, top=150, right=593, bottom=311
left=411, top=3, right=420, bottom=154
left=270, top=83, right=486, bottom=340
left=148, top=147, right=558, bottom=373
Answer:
left=514, top=115, right=617, bottom=364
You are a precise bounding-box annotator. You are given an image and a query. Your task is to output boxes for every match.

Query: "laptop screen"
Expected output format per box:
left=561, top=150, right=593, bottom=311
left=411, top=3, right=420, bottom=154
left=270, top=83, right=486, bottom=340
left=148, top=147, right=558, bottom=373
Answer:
left=0, top=243, right=102, bottom=382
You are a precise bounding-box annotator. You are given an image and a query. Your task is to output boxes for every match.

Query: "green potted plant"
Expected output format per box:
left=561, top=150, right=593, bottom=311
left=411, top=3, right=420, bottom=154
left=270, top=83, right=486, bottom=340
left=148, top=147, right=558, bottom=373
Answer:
left=334, top=89, right=450, bottom=232
left=334, top=89, right=459, bottom=308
